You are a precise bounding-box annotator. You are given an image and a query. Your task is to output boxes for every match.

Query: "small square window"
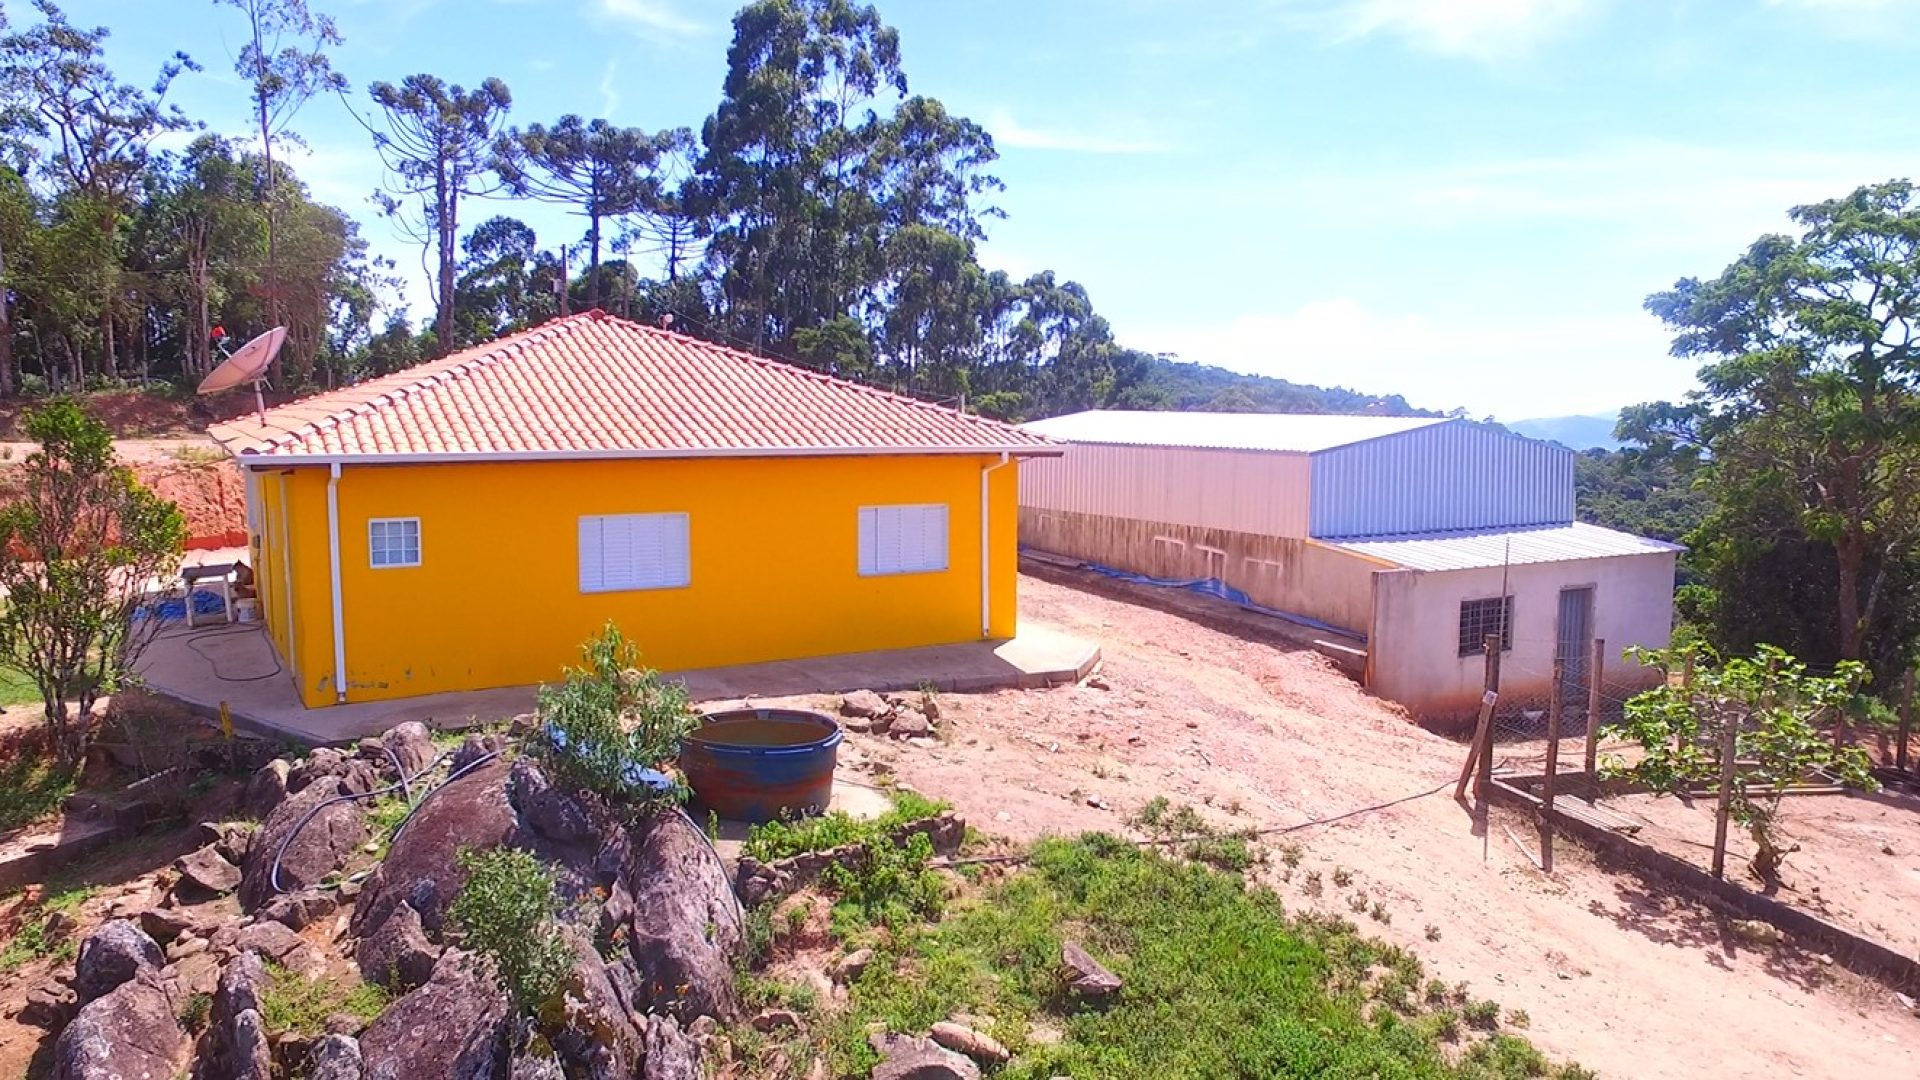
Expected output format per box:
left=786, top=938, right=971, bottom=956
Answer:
left=1458, top=596, right=1512, bottom=656
left=369, top=518, right=421, bottom=569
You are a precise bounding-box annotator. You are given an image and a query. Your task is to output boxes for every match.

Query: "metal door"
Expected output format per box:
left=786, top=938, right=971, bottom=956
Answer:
left=1556, top=587, right=1594, bottom=709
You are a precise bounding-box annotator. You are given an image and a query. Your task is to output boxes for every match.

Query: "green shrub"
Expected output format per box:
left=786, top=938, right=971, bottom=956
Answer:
left=449, top=847, right=573, bottom=1015
left=742, top=789, right=948, bottom=861
left=821, top=831, right=945, bottom=933
left=534, top=623, right=697, bottom=808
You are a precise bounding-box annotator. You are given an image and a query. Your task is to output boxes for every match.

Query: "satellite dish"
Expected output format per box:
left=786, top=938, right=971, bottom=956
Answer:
left=198, top=326, right=286, bottom=420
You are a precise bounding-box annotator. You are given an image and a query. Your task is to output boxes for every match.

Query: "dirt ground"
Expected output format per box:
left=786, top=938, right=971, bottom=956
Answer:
left=1614, top=788, right=1920, bottom=960
left=776, top=570, right=1918, bottom=1079
left=0, top=436, right=245, bottom=549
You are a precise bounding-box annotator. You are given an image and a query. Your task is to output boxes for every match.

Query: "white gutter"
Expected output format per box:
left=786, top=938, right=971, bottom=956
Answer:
left=980, top=452, right=1014, bottom=638
left=232, top=444, right=1061, bottom=468
left=325, top=462, right=347, bottom=703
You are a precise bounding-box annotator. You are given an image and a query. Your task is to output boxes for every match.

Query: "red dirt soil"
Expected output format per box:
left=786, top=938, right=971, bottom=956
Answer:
left=761, top=571, right=1920, bottom=1079
left=0, top=438, right=246, bottom=550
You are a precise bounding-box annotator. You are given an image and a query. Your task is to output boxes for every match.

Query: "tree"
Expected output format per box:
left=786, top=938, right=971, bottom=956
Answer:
left=452, top=214, right=546, bottom=345
left=1604, top=643, right=1876, bottom=881
left=217, top=0, right=346, bottom=381
left=0, top=0, right=199, bottom=379
left=495, top=115, right=685, bottom=311
left=367, top=74, right=512, bottom=356
left=0, top=402, right=186, bottom=765
left=1628, top=181, right=1920, bottom=668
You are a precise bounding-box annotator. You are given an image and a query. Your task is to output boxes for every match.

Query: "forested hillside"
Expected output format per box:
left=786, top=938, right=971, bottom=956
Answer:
left=0, top=0, right=1422, bottom=422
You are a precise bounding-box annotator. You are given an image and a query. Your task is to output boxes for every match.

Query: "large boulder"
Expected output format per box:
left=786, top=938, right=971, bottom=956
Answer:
left=245, top=758, right=290, bottom=817
left=355, top=900, right=441, bottom=991
left=201, top=951, right=271, bottom=1079
left=228, top=1008, right=272, bottom=1080
left=621, top=811, right=744, bottom=1023
left=52, top=967, right=189, bottom=1080
left=306, top=1034, right=364, bottom=1080
left=868, top=1033, right=982, bottom=1080
left=240, top=774, right=369, bottom=910
left=73, top=919, right=164, bottom=1005
left=359, top=953, right=507, bottom=1080
left=642, top=1015, right=702, bottom=1080
left=351, top=761, right=518, bottom=940
left=367, top=721, right=438, bottom=778
left=210, top=919, right=325, bottom=977
left=548, top=928, right=646, bottom=1079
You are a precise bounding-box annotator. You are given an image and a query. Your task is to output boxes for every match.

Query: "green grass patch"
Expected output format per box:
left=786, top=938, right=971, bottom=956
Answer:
left=0, top=885, right=98, bottom=972
left=364, top=793, right=413, bottom=858
left=0, top=663, right=40, bottom=707
left=786, top=834, right=1579, bottom=1079
left=742, top=789, right=948, bottom=862
left=0, top=751, right=78, bottom=834
left=259, top=963, right=389, bottom=1037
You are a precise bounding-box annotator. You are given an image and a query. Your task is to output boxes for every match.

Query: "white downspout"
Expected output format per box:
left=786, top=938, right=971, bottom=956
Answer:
left=980, top=452, right=1013, bottom=638
left=326, top=462, right=347, bottom=703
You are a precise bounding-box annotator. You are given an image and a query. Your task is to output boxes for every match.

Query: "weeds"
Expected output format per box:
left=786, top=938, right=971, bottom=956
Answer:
left=1425, top=923, right=1442, bottom=942
left=793, top=834, right=1577, bottom=1078
left=1302, top=869, right=1323, bottom=897
left=742, top=789, right=947, bottom=861
left=1332, top=866, right=1354, bottom=887
left=259, top=964, right=388, bottom=1037
left=0, top=751, right=78, bottom=832
left=1370, top=901, right=1392, bottom=925
left=0, top=885, right=96, bottom=971
left=1464, top=998, right=1502, bottom=1031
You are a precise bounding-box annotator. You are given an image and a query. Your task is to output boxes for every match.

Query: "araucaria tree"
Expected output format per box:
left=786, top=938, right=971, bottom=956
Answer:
left=368, top=74, right=513, bottom=355
left=1604, top=643, right=1876, bottom=881
left=1626, top=181, right=1920, bottom=675
left=0, top=402, right=186, bottom=764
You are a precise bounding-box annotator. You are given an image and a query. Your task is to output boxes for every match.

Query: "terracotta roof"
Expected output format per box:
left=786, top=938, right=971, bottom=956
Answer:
left=208, top=311, right=1057, bottom=461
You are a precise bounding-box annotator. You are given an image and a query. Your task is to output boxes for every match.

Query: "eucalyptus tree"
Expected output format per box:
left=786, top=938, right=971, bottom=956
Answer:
left=216, top=0, right=347, bottom=377
left=367, top=74, right=512, bottom=355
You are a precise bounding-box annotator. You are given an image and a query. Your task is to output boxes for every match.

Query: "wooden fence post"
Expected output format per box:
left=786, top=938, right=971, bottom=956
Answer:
left=1541, top=656, right=1564, bottom=873
left=1899, top=669, right=1914, bottom=774
left=1584, top=637, right=1605, bottom=783
left=1711, top=710, right=1738, bottom=879
left=1477, top=633, right=1501, bottom=799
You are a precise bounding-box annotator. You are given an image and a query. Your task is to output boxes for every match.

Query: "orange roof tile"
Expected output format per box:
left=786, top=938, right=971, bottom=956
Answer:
left=208, top=311, right=1058, bottom=461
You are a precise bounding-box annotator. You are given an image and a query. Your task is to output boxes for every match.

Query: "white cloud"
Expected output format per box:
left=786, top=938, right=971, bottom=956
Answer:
left=1764, top=0, right=1919, bottom=36
left=1122, top=298, right=1691, bottom=419
left=1296, top=0, right=1601, bottom=60
left=599, top=60, right=621, bottom=117
left=986, top=110, right=1170, bottom=155
left=590, top=0, right=703, bottom=37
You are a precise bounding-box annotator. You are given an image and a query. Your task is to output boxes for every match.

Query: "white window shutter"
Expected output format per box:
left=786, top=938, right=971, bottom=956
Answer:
left=858, top=504, right=948, bottom=576
left=579, top=513, right=690, bottom=593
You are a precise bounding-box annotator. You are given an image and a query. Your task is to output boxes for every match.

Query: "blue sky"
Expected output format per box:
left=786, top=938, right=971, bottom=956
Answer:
left=59, top=0, right=1920, bottom=419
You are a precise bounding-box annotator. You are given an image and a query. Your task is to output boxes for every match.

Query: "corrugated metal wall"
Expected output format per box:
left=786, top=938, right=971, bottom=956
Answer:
left=1308, top=421, right=1573, bottom=538
left=1020, top=442, right=1313, bottom=537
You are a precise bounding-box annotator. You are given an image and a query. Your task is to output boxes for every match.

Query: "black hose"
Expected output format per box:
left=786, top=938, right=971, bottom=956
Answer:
left=268, top=748, right=452, bottom=895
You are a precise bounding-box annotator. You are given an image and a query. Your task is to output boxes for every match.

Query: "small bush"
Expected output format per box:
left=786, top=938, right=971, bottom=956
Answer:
left=535, top=623, right=697, bottom=808
left=743, top=789, right=947, bottom=861
left=1424, top=923, right=1442, bottom=942
left=449, top=847, right=574, bottom=1016
left=1302, top=869, right=1323, bottom=897
left=1332, top=866, right=1354, bottom=887
left=1464, top=998, right=1502, bottom=1031
left=820, top=831, right=945, bottom=933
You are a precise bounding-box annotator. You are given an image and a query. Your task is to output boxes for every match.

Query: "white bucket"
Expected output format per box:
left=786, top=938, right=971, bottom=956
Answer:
left=235, top=598, right=260, bottom=624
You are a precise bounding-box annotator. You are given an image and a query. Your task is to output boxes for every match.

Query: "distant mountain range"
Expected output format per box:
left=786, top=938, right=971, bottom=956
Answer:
left=1506, top=411, right=1625, bottom=451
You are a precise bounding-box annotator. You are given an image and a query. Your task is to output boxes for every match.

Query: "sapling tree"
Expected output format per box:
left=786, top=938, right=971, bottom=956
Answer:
left=534, top=622, right=697, bottom=809
left=449, top=847, right=572, bottom=1018
left=0, top=401, right=186, bottom=765
left=1603, top=642, right=1877, bottom=881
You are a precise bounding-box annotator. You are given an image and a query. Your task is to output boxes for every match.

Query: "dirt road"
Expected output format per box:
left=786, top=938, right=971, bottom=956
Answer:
left=809, top=571, right=1917, bottom=1079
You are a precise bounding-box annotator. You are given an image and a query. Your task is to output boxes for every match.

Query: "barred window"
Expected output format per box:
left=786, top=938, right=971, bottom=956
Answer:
left=1458, top=596, right=1513, bottom=656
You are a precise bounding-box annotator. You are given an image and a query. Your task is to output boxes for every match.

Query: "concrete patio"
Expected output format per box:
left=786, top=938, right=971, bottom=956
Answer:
left=137, top=620, right=1100, bottom=745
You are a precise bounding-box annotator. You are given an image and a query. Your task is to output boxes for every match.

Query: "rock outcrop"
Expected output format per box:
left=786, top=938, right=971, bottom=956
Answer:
left=53, top=967, right=189, bottom=1080
left=350, top=760, right=518, bottom=940
left=621, top=810, right=744, bottom=1023
left=240, top=772, right=369, bottom=910
left=73, top=919, right=164, bottom=1004
left=359, top=953, right=506, bottom=1080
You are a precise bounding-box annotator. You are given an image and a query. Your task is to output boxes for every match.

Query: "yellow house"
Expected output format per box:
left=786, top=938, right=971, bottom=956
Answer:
left=209, top=311, right=1059, bottom=708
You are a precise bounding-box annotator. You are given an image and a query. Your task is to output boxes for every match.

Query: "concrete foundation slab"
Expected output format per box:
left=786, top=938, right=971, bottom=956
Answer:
left=138, top=621, right=1098, bottom=746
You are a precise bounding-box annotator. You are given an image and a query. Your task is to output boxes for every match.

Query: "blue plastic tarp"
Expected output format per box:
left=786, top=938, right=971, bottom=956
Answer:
left=1032, top=550, right=1366, bottom=642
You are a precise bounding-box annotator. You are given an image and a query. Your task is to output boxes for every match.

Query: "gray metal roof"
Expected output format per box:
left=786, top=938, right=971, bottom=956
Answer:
left=1021, top=410, right=1453, bottom=454
left=1329, top=522, right=1683, bottom=572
